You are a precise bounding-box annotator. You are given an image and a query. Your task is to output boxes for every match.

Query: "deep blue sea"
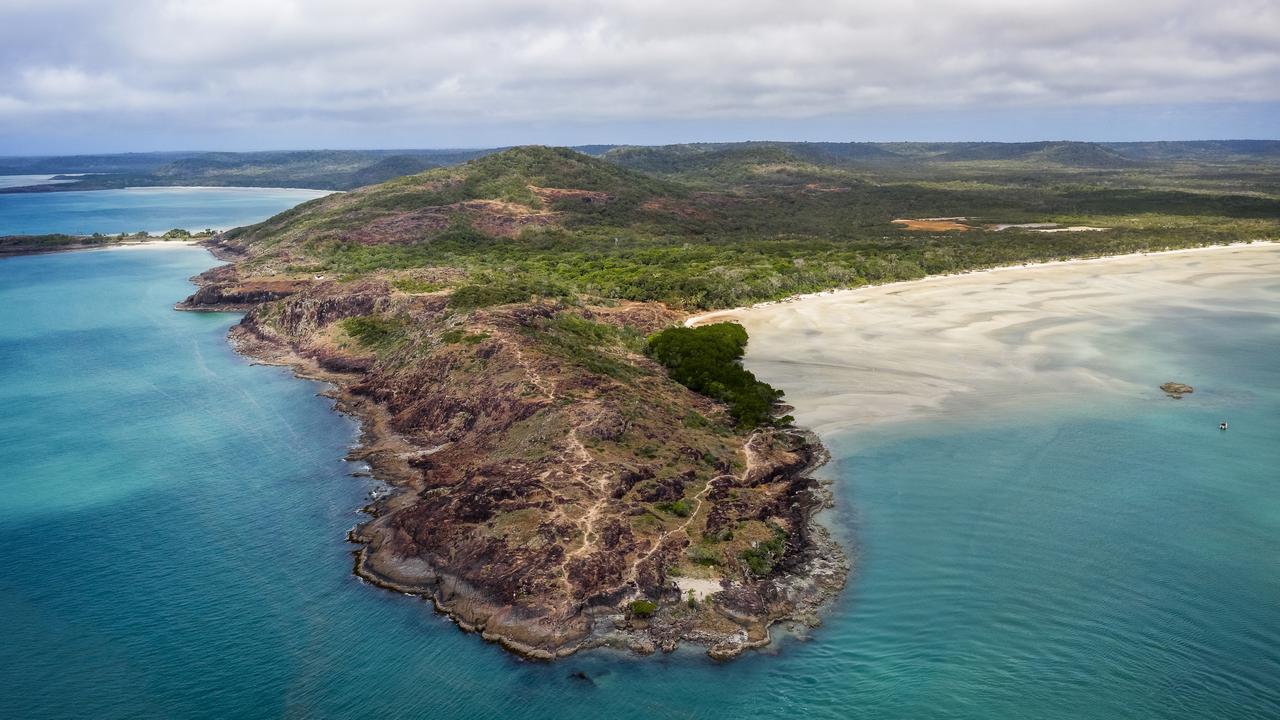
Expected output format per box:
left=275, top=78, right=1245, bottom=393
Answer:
left=0, top=186, right=330, bottom=235
left=1, top=243, right=1277, bottom=717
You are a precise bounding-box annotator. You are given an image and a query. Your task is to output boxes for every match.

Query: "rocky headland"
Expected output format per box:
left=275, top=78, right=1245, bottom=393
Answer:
left=180, top=241, right=847, bottom=661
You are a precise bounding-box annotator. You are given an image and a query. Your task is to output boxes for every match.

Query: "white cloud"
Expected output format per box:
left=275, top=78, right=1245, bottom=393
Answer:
left=0, top=0, right=1275, bottom=145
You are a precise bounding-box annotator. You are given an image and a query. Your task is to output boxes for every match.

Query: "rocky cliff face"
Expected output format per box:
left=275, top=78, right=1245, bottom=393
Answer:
left=182, top=272, right=846, bottom=659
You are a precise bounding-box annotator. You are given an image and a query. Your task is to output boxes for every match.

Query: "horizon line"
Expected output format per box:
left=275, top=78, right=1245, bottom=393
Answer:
left=2, top=137, right=1279, bottom=159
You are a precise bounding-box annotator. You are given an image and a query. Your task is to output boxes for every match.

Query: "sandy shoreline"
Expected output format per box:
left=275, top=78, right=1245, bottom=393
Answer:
left=105, top=239, right=200, bottom=250
left=688, top=241, right=1277, bottom=327
left=694, top=242, right=1280, bottom=439
left=0, top=238, right=201, bottom=258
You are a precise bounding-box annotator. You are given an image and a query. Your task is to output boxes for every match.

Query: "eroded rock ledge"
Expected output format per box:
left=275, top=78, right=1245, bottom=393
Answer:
left=180, top=266, right=847, bottom=660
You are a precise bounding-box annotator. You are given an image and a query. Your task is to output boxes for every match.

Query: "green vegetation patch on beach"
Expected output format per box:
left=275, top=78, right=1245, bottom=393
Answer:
left=647, top=323, right=785, bottom=428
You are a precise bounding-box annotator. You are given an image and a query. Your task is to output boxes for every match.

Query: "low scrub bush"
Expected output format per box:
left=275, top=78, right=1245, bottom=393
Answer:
left=740, top=524, right=788, bottom=577
left=448, top=275, right=573, bottom=310
left=628, top=599, right=657, bottom=618
left=340, top=316, right=407, bottom=351
left=655, top=499, right=693, bottom=517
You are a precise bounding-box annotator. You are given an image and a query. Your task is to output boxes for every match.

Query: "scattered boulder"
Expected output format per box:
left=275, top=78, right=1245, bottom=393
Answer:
left=582, top=408, right=628, bottom=441
left=1160, top=382, right=1194, bottom=399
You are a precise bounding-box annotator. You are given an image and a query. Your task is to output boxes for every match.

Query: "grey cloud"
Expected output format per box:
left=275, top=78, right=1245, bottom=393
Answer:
left=0, top=0, right=1276, bottom=147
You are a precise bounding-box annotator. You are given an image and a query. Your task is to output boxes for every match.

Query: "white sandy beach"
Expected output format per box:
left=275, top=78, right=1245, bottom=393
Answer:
left=692, top=243, right=1280, bottom=438
left=107, top=239, right=200, bottom=250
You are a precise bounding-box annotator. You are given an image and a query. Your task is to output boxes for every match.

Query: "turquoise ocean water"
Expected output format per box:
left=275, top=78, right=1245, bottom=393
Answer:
left=0, top=186, right=330, bottom=236
left=1, top=244, right=1277, bottom=716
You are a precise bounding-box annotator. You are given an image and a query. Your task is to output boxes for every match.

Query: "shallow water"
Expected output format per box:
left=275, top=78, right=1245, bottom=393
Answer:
left=1, top=247, right=1277, bottom=719
left=0, top=186, right=331, bottom=235
left=0, top=175, right=78, bottom=190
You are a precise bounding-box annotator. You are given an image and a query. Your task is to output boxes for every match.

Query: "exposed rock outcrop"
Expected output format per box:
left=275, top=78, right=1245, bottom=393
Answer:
left=1160, top=382, right=1194, bottom=399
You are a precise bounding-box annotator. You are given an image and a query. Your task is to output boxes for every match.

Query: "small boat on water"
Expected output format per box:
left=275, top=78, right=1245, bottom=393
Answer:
left=1219, top=421, right=1229, bottom=431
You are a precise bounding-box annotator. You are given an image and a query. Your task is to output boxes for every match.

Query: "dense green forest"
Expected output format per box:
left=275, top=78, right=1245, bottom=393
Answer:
left=647, top=323, right=787, bottom=428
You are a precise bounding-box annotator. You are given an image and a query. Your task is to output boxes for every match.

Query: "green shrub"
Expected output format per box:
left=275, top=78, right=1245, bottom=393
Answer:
left=448, top=275, right=572, bottom=310
left=628, top=599, right=657, bottom=618
left=687, top=544, right=721, bottom=566
left=439, top=329, right=491, bottom=345
left=340, top=316, right=408, bottom=351
left=682, top=411, right=709, bottom=429
left=647, top=323, right=784, bottom=428
left=655, top=499, right=693, bottom=517
left=740, top=525, right=788, bottom=577
left=391, top=277, right=445, bottom=294
left=524, top=313, right=639, bottom=379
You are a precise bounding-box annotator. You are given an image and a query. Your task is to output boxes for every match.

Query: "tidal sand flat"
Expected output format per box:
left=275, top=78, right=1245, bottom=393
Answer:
left=700, top=243, right=1280, bottom=437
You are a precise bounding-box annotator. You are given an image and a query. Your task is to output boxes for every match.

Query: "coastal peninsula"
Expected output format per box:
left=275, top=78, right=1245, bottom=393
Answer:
left=166, top=144, right=1276, bottom=659
left=212, top=277, right=844, bottom=659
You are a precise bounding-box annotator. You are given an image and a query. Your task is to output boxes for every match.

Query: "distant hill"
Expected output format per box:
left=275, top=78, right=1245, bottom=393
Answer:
left=605, top=141, right=903, bottom=175
left=0, top=149, right=498, bottom=192
left=1102, top=140, right=1280, bottom=161
left=599, top=139, right=1280, bottom=177
left=4, top=140, right=1279, bottom=195
left=0, top=152, right=198, bottom=175
left=930, top=141, right=1139, bottom=167
left=219, top=145, right=679, bottom=257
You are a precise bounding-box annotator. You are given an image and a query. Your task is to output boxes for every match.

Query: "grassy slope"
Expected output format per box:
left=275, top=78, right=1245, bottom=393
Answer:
left=219, top=143, right=1279, bottom=309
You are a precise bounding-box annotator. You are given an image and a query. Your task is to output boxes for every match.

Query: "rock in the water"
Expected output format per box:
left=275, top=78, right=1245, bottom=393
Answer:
left=1160, top=382, right=1194, bottom=399
left=628, top=637, right=657, bottom=655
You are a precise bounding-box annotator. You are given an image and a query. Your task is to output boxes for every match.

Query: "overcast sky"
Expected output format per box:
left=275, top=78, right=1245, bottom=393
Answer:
left=1, top=0, right=1277, bottom=154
